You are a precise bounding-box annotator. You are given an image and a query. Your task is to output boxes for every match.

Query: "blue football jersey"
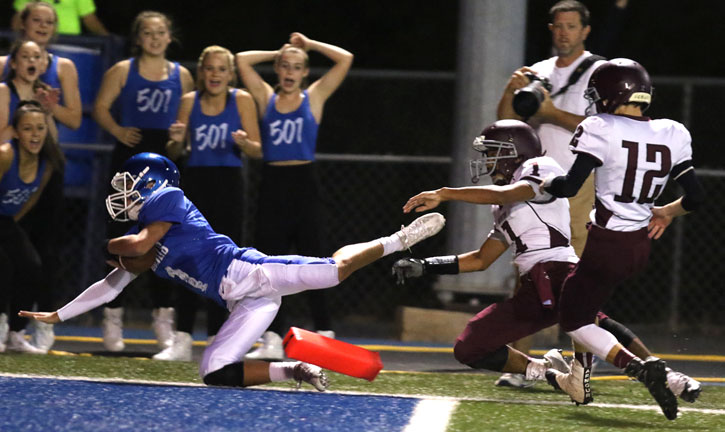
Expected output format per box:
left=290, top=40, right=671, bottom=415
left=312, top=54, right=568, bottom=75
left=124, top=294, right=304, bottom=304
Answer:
left=130, top=187, right=249, bottom=306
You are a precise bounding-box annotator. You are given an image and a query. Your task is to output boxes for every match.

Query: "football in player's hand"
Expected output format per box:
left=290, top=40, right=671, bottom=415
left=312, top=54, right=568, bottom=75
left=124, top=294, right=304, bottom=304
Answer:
left=112, top=248, right=157, bottom=274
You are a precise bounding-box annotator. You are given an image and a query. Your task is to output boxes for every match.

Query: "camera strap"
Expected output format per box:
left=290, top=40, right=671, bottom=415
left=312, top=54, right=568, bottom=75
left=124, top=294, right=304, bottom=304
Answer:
left=550, top=54, right=605, bottom=99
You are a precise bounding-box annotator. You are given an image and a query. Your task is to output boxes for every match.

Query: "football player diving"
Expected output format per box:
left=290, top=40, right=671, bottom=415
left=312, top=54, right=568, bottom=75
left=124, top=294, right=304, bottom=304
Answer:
left=20, top=152, right=445, bottom=391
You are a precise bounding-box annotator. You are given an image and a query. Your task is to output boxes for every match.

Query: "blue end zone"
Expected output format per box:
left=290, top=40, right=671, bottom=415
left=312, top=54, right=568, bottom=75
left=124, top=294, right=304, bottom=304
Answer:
left=0, top=376, right=418, bottom=431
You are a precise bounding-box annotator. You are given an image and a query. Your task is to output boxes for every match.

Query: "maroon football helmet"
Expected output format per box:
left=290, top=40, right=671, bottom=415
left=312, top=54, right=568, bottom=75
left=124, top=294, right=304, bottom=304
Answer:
left=470, top=119, right=542, bottom=185
left=585, top=58, right=653, bottom=114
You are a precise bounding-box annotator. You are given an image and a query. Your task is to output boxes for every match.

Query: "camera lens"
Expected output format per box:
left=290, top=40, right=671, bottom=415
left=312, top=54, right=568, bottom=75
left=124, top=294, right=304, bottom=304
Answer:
left=513, top=81, right=547, bottom=118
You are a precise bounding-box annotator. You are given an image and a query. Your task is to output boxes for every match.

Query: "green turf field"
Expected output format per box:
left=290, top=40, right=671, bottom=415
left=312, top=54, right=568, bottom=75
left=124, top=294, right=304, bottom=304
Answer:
left=1, top=353, right=723, bottom=431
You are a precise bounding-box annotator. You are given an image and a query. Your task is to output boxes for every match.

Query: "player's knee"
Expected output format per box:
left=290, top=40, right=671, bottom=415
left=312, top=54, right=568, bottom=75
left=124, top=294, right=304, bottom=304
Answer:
left=455, top=343, right=508, bottom=371
left=203, top=361, right=246, bottom=387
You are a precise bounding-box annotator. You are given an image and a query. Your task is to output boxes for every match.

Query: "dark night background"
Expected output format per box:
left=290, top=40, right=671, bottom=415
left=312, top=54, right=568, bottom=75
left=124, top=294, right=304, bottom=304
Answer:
left=84, top=0, right=724, bottom=76
left=3, top=1, right=721, bottom=75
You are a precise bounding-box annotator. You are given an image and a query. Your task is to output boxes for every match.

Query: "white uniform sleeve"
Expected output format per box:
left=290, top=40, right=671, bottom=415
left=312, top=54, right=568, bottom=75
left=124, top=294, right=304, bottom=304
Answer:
left=569, top=115, right=611, bottom=165
left=56, top=269, right=137, bottom=321
left=488, top=227, right=508, bottom=244
left=517, top=157, right=565, bottom=203
left=672, top=122, right=693, bottom=166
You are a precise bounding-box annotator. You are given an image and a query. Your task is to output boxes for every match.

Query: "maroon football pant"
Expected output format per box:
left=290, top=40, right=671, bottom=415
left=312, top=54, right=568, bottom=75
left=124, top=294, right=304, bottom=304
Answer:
left=454, top=261, right=575, bottom=366
left=559, top=225, right=650, bottom=332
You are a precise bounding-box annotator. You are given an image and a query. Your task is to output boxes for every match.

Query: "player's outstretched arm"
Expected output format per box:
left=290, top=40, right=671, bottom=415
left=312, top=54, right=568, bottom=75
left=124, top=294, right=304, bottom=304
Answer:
left=403, top=183, right=535, bottom=213
left=20, top=269, right=137, bottom=323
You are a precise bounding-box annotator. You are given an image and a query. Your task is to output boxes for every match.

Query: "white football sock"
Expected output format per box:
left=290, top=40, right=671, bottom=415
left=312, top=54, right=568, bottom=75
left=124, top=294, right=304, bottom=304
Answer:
left=268, top=361, right=298, bottom=382
left=377, top=235, right=404, bottom=256
left=567, top=324, right=619, bottom=360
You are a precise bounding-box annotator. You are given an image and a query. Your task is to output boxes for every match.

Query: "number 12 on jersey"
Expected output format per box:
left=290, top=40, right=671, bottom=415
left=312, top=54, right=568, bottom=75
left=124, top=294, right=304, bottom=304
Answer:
left=614, top=140, right=671, bottom=204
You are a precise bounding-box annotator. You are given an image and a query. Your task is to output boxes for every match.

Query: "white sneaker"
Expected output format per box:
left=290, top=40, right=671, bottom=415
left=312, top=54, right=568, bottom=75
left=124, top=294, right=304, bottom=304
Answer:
left=245, top=331, right=284, bottom=360
left=543, top=348, right=570, bottom=373
left=153, top=331, right=192, bottom=361
left=667, top=369, right=702, bottom=403
left=546, top=359, right=593, bottom=405
left=495, top=373, right=535, bottom=388
left=0, top=313, right=8, bottom=353
left=7, top=330, right=47, bottom=354
left=102, top=307, right=125, bottom=352
left=152, top=307, right=175, bottom=349
left=31, top=321, right=55, bottom=351
left=316, top=330, right=335, bottom=339
left=293, top=362, right=328, bottom=392
left=396, top=212, right=445, bottom=250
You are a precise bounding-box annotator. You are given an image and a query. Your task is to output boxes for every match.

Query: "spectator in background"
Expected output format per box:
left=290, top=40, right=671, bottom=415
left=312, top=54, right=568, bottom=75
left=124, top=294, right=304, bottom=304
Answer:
left=0, top=101, right=65, bottom=354
left=1, top=2, right=82, bottom=352
left=162, top=45, right=262, bottom=361
left=494, top=0, right=609, bottom=388
left=92, top=10, right=194, bottom=355
left=235, top=33, right=353, bottom=360
left=11, top=0, right=109, bottom=36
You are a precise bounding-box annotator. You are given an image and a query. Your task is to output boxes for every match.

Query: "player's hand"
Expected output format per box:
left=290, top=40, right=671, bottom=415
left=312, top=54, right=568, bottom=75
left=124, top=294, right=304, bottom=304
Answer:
left=403, top=190, right=442, bottom=213
left=392, top=258, right=426, bottom=285
left=289, top=32, right=311, bottom=51
left=648, top=206, right=673, bottom=240
left=168, top=122, right=187, bottom=143
left=114, top=126, right=142, bottom=147
left=18, top=310, right=60, bottom=324
left=539, top=173, right=556, bottom=194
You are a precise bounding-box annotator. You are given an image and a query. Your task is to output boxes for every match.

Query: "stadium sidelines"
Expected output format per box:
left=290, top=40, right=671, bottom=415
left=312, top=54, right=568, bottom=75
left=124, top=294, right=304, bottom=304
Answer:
left=2, top=372, right=724, bottom=417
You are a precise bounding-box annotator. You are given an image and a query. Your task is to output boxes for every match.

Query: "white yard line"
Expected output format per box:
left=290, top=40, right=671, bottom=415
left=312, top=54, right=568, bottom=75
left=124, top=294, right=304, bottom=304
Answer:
left=2, top=372, right=723, bottom=417
left=402, top=399, right=459, bottom=432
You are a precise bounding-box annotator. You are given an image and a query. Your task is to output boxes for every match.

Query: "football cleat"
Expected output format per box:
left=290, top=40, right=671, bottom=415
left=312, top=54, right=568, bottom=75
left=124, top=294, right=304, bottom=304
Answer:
left=666, top=369, right=701, bottom=403
left=7, top=330, right=47, bottom=354
left=293, top=362, right=328, bottom=392
left=152, top=307, right=175, bottom=349
left=546, top=359, right=592, bottom=405
left=543, top=348, right=570, bottom=374
left=153, top=331, right=192, bottom=361
left=396, top=212, right=445, bottom=250
left=245, top=331, right=284, bottom=361
left=625, top=357, right=678, bottom=420
left=102, top=307, right=125, bottom=352
left=495, top=373, right=535, bottom=388
left=31, top=321, right=55, bottom=351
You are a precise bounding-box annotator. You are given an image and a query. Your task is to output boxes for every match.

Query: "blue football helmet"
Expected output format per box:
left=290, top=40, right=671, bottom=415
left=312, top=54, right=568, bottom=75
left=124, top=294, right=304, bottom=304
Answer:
left=105, top=152, right=180, bottom=221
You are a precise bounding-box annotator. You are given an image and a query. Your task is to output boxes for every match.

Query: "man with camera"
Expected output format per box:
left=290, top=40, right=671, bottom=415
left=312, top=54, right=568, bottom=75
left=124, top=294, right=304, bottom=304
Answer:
left=494, top=0, right=605, bottom=388
left=498, top=0, right=605, bottom=258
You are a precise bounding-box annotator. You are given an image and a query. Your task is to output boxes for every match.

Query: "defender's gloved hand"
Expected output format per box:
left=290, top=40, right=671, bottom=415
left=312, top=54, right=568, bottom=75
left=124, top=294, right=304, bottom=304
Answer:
left=392, top=258, right=426, bottom=285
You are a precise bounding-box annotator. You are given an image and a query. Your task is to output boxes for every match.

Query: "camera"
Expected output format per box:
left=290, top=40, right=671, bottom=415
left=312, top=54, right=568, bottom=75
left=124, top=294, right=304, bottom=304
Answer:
left=512, top=72, right=553, bottom=118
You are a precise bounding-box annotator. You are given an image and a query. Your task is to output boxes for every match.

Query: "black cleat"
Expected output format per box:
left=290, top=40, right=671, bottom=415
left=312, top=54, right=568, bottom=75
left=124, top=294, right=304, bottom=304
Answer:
left=626, top=357, right=678, bottom=420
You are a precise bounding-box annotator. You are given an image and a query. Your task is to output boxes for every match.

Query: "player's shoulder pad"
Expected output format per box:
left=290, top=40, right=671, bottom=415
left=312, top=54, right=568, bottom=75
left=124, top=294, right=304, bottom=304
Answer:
left=145, top=187, right=184, bottom=207
left=580, top=113, right=613, bottom=133
left=520, top=156, right=566, bottom=180
left=653, top=118, right=692, bottom=142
